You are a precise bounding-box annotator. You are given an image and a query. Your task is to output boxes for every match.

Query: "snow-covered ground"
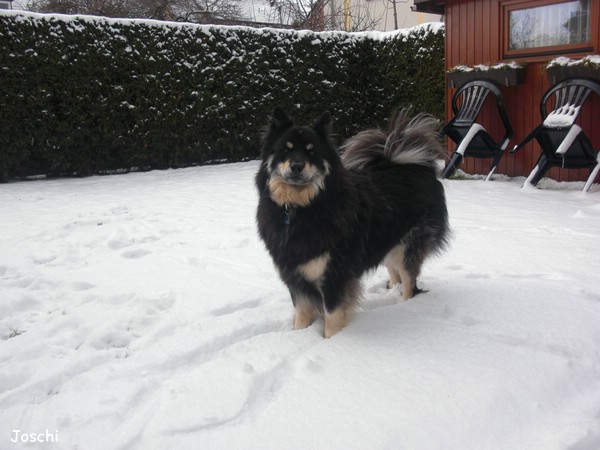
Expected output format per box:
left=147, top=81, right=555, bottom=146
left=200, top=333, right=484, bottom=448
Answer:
left=1, top=162, right=599, bottom=450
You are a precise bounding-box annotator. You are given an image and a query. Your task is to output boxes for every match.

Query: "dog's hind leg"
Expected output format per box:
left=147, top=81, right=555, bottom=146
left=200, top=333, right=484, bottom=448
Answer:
left=386, top=266, right=402, bottom=288
left=400, top=241, right=428, bottom=300
left=384, top=243, right=422, bottom=300
left=398, top=265, right=417, bottom=300
left=384, top=245, right=405, bottom=288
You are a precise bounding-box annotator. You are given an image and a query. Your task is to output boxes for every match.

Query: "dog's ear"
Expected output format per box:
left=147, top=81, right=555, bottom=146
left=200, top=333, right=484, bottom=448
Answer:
left=261, top=108, right=293, bottom=153
left=269, top=107, right=293, bottom=131
left=313, top=111, right=331, bottom=134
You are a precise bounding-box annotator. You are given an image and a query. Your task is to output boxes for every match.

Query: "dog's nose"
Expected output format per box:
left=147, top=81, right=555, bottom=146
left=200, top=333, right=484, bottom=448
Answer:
left=290, top=161, right=305, bottom=174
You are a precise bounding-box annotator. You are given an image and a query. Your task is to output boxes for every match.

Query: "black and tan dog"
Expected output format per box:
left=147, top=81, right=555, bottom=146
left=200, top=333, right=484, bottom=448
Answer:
left=255, top=108, right=450, bottom=337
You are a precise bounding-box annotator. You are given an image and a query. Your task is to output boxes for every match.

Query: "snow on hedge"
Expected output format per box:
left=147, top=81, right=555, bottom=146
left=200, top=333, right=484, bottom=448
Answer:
left=0, top=11, right=445, bottom=181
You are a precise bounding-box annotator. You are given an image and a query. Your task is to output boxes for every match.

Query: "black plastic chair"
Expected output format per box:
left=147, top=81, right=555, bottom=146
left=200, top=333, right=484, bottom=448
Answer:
left=511, top=78, right=600, bottom=192
left=441, top=80, right=513, bottom=180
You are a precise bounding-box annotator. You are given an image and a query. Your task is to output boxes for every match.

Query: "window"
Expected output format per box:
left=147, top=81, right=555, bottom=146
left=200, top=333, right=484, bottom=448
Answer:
left=503, top=0, right=592, bottom=58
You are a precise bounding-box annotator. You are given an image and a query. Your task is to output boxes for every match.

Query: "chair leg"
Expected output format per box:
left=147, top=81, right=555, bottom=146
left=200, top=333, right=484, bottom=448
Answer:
left=583, top=162, right=600, bottom=193
left=485, top=164, right=497, bottom=182
left=485, top=152, right=503, bottom=181
left=524, top=154, right=550, bottom=187
left=442, top=152, right=463, bottom=179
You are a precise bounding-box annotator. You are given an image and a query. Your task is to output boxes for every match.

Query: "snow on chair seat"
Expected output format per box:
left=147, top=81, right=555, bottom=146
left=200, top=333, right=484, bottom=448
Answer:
left=543, top=104, right=581, bottom=128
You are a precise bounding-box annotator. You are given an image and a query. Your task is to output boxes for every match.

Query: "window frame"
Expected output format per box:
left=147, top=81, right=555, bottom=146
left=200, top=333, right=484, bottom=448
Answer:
left=501, top=0, right=595, bottom=59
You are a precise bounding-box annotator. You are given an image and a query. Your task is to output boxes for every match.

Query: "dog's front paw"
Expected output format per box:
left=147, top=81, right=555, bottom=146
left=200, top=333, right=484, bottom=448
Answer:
left=293, top=301, right=315, bottom=330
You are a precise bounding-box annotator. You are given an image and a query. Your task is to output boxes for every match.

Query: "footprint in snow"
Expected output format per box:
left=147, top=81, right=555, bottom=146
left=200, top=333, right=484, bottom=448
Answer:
left=149, top=292, right=176, bottom=311
left=107, top=237, right=135, bottom=250
left=108, top=293, right=136, bottom=305
left=460, top=315, right=481, bottom=326
left=9, top=277, right=36, bottom=289
left=232, top=238, right=250, bottom=248
left=121, top=249, right=151, bottom=259
left=110, top=206, right=130, bottom=215
left=12, top=294, right=40, bottom=311
left=210, top=298, right=263, bottom=316
left=302, top=357, right=324, bottom=374
left=580, top=290, right=600, bottom=303
left=71, top=281, right=96, bottom=291
left=88, top=328, right=134, bottom=356
left=33, top=254, right=58, bottom=265
left=464, top=273, right=491, bottom=279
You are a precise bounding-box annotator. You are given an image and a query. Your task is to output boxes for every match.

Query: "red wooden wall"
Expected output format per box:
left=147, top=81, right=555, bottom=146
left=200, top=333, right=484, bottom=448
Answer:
left=444, top=0, right=600, bottom=181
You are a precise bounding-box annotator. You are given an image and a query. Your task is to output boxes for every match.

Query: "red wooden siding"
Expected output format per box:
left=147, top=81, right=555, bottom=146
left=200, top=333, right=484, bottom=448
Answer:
left=444, top=0, right=600, bottom=182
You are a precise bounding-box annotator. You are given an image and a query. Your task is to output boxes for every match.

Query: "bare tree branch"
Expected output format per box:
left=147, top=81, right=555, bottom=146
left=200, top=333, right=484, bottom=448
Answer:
left=26, top=0, right=243, bottom=22
left=268, top=0, right=384, bottom=31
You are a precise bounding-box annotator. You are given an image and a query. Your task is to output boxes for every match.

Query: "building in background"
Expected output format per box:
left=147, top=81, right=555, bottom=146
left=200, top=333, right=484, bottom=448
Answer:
left=414, top=0, right=600, bottom=182
left=307, top=0, right=441, bottom=31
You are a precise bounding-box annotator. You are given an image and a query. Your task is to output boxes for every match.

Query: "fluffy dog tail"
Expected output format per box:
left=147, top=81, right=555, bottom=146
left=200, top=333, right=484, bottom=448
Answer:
left=342, top=109, right=445, bottom=173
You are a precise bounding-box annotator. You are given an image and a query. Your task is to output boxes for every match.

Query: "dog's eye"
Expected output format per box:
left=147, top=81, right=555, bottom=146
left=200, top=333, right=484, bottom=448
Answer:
left=285, top=141, right=294, bottom=152
left=306, top=143, right=314, bottom=154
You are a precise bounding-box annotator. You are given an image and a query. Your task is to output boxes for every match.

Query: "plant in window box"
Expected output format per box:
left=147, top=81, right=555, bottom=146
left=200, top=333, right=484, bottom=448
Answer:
left=546, top=55, right=600, bottom=84
left=447, top=61, right=527, bottom=88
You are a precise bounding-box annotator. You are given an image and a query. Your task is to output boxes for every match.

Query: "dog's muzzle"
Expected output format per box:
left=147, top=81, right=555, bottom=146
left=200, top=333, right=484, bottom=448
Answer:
left=290, top=161, right=305, bottom=174
left=282, top=161, right=312, bottom=185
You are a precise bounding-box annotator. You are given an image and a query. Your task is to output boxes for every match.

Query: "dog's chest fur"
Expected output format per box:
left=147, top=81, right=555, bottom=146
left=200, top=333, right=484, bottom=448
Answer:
left=266, top=204, right=335, bottom=269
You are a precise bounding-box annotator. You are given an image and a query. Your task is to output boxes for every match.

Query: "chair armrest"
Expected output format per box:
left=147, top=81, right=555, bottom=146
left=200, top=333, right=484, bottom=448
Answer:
left=454, top=124, right=486, bottom=156
left=555, top=125, right=582, bottom=156
left=498, top=134, right=512, bottom=152
left=511, top=125, right=541, bottom=153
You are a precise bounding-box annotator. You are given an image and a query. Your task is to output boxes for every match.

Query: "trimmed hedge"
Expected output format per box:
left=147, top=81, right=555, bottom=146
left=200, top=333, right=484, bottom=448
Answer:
left=0, top=12, right=444, bottom=181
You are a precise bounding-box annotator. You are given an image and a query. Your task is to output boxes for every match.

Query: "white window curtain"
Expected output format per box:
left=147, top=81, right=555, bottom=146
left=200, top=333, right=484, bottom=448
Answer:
left=509, top=0, right=590, bottom=50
